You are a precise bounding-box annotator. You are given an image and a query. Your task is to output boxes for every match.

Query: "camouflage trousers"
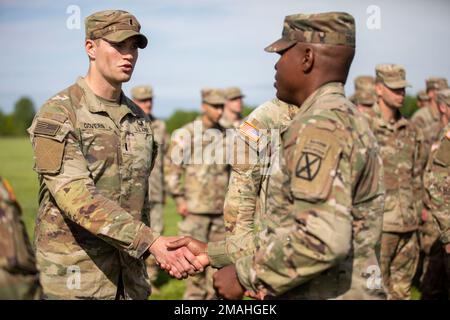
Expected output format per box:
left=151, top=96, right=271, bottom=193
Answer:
left=145, top=203, right=165, bottom=286
left=380, top=231, right=420, bottom=300
left=178, top=213, right=225, bottom=300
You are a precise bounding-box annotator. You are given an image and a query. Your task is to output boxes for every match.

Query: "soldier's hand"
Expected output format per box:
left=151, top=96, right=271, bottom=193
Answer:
left=213, top=264, right=245, bottom=300
left=244, top=290, right=265, bottom=300
left=149, top=236, right=204, bottom=279
left=175, top=198, right=189, bottom=217
left=421, top=208, right=428, bottom=222
left=166, top=236, right=210, bottom=271
left=444, top=243, right=450, bottom=254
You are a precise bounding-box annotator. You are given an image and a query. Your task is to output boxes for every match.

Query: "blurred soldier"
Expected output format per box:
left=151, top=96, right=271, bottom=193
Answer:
left=219, top=87, right=245, bottom=129
left=131, top=85, right=169, bottom=291
left=165, top=88, right=229, bottom=299
left=370, top=64, right=426, bottom=299
left=170, top=12, right=386, bottom=300
left=27, top=10, right=201, bottom=300
left=0, top=177, right=42, bottom=299
left=351, top=75, right=376, bottom=115
left=421, top=89, right=450, bottom=299
left=416, top=90, right=431, bottom=109
left=412, top=77, right=448, bottom=153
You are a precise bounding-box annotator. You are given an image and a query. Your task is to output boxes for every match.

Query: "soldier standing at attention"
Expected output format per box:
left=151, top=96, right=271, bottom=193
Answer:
left=370, top=64, right=426, bottom=300
left=165, top=88, right=229, bottom=299
left=421, top=89, right=450, bottom=299
left=131, top=85, right=169, bottom=292
left=27, top=10, right=202, bottom=300
left=169, top=12, right=386, bottom=300
left=412, top=77, right=448, bottom=153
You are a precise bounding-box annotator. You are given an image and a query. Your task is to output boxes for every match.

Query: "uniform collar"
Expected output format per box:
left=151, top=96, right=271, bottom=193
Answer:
left=296, top=82, right=345, bottom=118
left=76, top=77, right=137, bottom=125
left=372, top=102, right=408, bottom=131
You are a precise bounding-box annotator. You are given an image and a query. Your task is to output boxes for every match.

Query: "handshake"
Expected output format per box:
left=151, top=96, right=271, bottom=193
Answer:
left=148, top=236, right=264, bottom=300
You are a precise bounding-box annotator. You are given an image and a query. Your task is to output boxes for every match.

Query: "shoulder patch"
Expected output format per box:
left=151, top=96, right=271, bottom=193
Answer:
left=34, top=119, right=61, bottom=136
left=239, top=121, right=261, bottom=142
left=288, top=126, right=343, bottom=201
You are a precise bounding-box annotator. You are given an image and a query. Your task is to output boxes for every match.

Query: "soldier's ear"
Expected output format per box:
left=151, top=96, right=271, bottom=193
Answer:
left=301, top=45, right=314, bottom=73
left=86, top=39, right=97, bottom=60
left=375, top=82, right=384, bottom=97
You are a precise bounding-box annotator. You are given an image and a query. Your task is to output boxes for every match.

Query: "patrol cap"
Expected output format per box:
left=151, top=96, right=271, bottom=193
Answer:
left=131, top=85, right=153, bottom=100
left=416, top=90, right=431, bottom=102
left=85, top=10, right=148, bottom=49
left=201, top=88, right=226, bottom=105
left=437, top=89, right=450, bottom=105
left=375, top=64, right=411, bottom=89
left=225, top=87, right=245, bottom=100
left=354, top=75, right=375, bottom=91
left=354, top=90, right=376, bottom=106
left=265, top=12, right=355, bottom=53
left=426, top=77, right=449, bottom=91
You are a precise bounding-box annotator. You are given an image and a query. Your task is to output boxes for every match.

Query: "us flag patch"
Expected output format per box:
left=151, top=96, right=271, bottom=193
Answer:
left=239, top=121, right=260, bottom=142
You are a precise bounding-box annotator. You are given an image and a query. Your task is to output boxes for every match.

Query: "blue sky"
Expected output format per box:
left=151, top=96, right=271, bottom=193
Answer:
left=0, top=0, right=449, bottom=118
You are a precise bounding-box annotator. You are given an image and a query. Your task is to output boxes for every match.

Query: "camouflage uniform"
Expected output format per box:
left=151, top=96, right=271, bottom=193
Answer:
left=219, top=87, right=245, bottom=129
left=166, top=89, right=229, bottom=299
left=0, top=177, right=42, bottom=299
left=370, top=65, right=426, bottom=300
left=350, top=76, right=376, bottom=108
left=131, top=85, right=169, bottom=287
left=234, top=12, right=386, bottom=300
left=421, top=91, right=450, bottom=299
left=411, top=78, right=448, bottom=298
left=28, top=72, right=159, bottom=299
left=208, top=98, right=298, bottom=267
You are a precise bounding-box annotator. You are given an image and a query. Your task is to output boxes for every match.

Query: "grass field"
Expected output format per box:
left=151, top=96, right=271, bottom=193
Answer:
left=0, top=137, right=421, bottom=300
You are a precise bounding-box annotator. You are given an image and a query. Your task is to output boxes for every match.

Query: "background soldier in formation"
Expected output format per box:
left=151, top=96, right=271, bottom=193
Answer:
left=165, top=88, right=230, bottom=299
left=350, top=75, right=376, bottom=116
left=370, top=64, right=426, bottom=300
left=131, top=85, right=169, bottom=292
left=421, top=89, right=450, bottom=299
left=219, top=87, right=245, bottom=129
left=0, top=177, right=42, bottom=299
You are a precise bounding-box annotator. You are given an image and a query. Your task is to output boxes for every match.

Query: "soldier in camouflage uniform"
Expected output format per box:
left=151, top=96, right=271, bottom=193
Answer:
left=131, top=85, right=169, bottom=291
left=423, top=121, right=450, bottom=299
left=165, top=88, right=229, bottom=299
left=369, top=64, right=426, bottom=300
left=420, top=89, right=450, bottom=299
left=416, top=90, right=431, bottom=109
left=411, top=78, right=449, bottom=298
left=219, top=87, right=245, bottom=129
left=0, top=177, right=42, bottom=299
left=27, top=10, right=202, bottom=300
left=412, top=77, right=448, bottom=154
left=350, top=76, right=376, bottom=116
left=170, top=12, right=386, bottom=300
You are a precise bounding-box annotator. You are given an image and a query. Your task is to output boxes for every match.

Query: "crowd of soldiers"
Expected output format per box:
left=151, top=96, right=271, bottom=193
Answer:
left=0, top=9, right=449, bottom=300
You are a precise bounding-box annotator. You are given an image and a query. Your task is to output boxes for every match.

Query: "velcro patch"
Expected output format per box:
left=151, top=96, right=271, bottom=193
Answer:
left=239, top=121, right=260, bottom=142
left=34, top=120, right=61, bottom=136
left=34, top=137, right=65, bottom=173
